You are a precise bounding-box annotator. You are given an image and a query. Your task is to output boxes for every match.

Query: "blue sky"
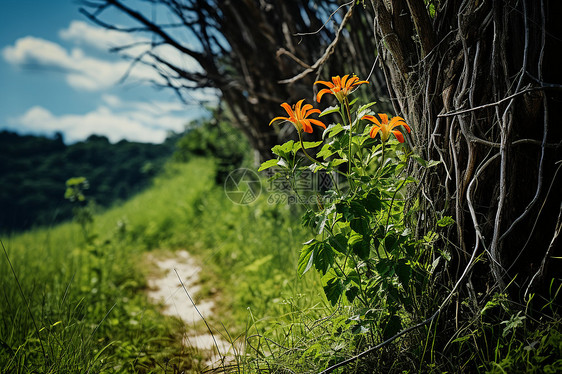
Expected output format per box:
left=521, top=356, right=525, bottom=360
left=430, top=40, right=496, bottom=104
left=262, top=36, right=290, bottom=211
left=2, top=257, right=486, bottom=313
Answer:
left=0, top=0, right=214, bottom=143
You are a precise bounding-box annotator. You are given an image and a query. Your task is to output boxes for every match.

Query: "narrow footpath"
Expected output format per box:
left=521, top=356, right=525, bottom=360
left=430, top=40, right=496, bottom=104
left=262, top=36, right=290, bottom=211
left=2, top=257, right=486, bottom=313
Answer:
left=145, top=250, right=233, bottom=370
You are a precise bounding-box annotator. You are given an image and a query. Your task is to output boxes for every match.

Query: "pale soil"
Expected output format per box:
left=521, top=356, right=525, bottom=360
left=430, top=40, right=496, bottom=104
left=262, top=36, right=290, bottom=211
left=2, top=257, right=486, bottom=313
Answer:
left=145, top=249, right=236, bottom=369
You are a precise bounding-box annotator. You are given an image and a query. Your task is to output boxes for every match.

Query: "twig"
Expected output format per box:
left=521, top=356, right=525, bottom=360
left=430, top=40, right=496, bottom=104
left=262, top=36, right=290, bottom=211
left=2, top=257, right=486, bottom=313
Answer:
left=294, top=0, right=354, bottom=37
left=525, top=200, right=562, bottom=299
left=279, top=2, right=355, bottom=84
left=276, top=48, right=311, bottom=69
left=437, top=86, right=538, bottom=118
left=506, top=161, right=562, bottom=275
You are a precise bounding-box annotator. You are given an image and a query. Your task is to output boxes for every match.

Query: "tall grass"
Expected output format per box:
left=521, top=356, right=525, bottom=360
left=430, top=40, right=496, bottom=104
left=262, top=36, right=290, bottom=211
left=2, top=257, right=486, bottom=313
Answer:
left=0, top=160, right=220, bottom=373
left=0, top=158, right=330, bottom=373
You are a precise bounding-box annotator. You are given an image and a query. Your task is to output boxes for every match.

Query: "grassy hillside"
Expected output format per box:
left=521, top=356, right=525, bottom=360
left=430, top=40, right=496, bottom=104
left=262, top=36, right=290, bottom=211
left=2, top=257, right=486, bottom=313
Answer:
left=0, top=158, right=326, bottom=373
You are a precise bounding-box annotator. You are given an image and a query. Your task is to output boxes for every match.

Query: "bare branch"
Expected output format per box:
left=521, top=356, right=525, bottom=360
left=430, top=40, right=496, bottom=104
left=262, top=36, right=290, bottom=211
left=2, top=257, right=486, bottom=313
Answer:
left=278, top=2, right=355, bottom=84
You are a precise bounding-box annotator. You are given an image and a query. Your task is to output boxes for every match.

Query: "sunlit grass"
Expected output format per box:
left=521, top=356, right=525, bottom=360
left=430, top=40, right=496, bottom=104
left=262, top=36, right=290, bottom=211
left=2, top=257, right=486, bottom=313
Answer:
left=0, top=159, right=217, bottom=373
left=0, top=158, right=328, bottom=372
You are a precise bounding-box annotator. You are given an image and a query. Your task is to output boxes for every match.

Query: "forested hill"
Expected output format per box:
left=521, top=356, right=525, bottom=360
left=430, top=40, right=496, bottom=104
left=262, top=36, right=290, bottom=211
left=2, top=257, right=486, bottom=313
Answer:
left=0, top=130, right=180, bottom=233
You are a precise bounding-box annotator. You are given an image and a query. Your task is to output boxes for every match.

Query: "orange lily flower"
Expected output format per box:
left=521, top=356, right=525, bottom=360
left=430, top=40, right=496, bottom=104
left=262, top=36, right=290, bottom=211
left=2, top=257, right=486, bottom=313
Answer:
left=314, top=74, right=369, bottom=103
left=362, top=113, right=411, bottom=143
left=269, top=99, right=326, bottom=134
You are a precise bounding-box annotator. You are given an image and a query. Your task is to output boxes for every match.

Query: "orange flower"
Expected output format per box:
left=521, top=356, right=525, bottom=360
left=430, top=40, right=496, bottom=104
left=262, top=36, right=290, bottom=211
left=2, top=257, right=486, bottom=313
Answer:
left=269, top=99, right=326, bottom=134
left=362, top=113, right=411, bottom=143
left=314, top=74, right=369, bottom=103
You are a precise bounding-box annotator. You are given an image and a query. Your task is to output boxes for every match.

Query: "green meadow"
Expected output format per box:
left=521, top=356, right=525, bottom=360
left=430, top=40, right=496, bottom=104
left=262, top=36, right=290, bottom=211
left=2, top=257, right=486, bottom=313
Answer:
left=0, top=158, right=327, bottom=373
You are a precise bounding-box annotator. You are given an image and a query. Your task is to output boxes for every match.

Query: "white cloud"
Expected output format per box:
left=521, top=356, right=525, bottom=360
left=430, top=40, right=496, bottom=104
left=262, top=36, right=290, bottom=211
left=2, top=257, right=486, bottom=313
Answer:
left=59, top=20, right=142, bottom=51
left=9, top=101, right=195, bottom=143
left=3, top=36, right=71, bottom=72
left=58, top=20, right=205, bottom=84
left=102, top=94, right=122, bottom=107
left=2, top=29, right=209, bottom=96
left=1, top=21, right=217, bottom=143
left=2, top=36, right=138, bottom=91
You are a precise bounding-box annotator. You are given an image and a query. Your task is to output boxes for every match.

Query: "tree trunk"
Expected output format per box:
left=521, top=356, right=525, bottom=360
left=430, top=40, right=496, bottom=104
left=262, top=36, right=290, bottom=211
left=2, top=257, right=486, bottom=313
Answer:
left=368, top=0, right=562, bottom=300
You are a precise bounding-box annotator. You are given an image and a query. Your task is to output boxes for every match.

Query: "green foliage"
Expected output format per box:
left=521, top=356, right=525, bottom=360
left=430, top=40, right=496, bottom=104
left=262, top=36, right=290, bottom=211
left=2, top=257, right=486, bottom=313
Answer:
left=0, top=131, right=179, bottom=233
left=174, top=114, right=250, bottom=183
left=252, top=78, right=450, bottom=371
left=431, top=292, right=562, bottom=374
left=64, top=177, right=95, bottom=242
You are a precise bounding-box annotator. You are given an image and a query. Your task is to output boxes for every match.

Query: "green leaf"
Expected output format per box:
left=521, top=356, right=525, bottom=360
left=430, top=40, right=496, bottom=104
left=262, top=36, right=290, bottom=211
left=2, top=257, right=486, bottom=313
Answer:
left=427, top=160, right=441, bottom=168
left=323, top=271, right=345, bottom=306
left=395, top=260, right=411, bottom=288
left=351, top=323, right=369, bottom=335
left=88, top=340, right=116, bottom=372
left=412, top=154, right=441, bottom=168
left=356, top=101, right=377, bottom=114
left=348, top=232, right=363, bottom=247
left=316, top=143, right=335, bottom=159
left=301, top=140, right=323, bottom=149
left=314, top=243, right=335, bottom=275
left=376, top=258, right=393, bottom=277
left=429, top=3, right=436, bottom=18
left=362, top=192, right=382, bottom=213
left=350, top=218, right=370, bottom=236
left=298, top=243, right=315, bottom=276
left=335, top=202, right=353, bottom=221
left=319, top=105, right=341, bottom=117
left=350, top=235, right=370, bottom=260
left=328, top=123, right=344, bottom=137
left=437, top=216, right=455, bottom=227
left=346, top=286, right=360, bottom=303
left=272, top=140, right=295, bottom=158
left=329, top=233, right=348, bottom=254
left=383, top=314, right=402, bottom=340
left=348, top=97, right=359, bottom=107
left=328, top=159, right=347, bottom=168
left=384, top=233, right=406, bottom=254
left=258, top=159, right=279, bottom=172
left=451, top=335, right=471, bottom=344
left=349, top=200, right=367, bottom=218
left=243, top=255, right=273, bottom=273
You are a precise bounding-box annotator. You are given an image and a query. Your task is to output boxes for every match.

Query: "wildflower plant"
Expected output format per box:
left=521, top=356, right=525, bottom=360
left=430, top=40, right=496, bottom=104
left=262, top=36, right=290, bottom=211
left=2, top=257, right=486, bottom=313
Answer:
left=65, top=176, right=95, bottom=242
left=262, top=74, right=445, bottom=348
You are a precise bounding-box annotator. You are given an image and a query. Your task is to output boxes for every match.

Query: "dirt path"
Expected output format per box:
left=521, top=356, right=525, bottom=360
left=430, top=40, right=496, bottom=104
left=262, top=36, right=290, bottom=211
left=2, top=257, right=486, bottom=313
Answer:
left=145, top=250, right=233, bottom=368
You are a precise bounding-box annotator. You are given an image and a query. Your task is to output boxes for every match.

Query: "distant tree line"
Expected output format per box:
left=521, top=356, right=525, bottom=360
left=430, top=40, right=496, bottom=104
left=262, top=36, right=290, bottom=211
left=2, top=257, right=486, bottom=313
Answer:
left=0, top=130, right=179, bottom=233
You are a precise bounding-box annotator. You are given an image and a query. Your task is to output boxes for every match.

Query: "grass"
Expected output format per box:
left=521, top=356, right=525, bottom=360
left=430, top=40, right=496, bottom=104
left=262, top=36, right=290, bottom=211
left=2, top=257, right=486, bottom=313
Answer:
left=1, top=160, right=220, bottom=373
left=0, top=158, right=329, bottom=373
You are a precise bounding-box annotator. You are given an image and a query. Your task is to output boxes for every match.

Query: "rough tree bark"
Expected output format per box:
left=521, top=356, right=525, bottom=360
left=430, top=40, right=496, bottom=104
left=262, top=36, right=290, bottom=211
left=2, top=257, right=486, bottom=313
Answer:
left=367, top=0, right=562, bottom=301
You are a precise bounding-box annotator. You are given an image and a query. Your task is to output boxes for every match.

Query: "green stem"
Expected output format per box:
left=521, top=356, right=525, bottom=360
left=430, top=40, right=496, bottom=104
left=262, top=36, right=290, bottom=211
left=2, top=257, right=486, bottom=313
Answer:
left=384, top=173, right=409, bottom=233
left=342, top=98, right=357, bottom=192
left=344, top=98, right=352, bottom=174
left=298, top=133, right=323, bottom=166
left=378, top=141, right=386, bottom=178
